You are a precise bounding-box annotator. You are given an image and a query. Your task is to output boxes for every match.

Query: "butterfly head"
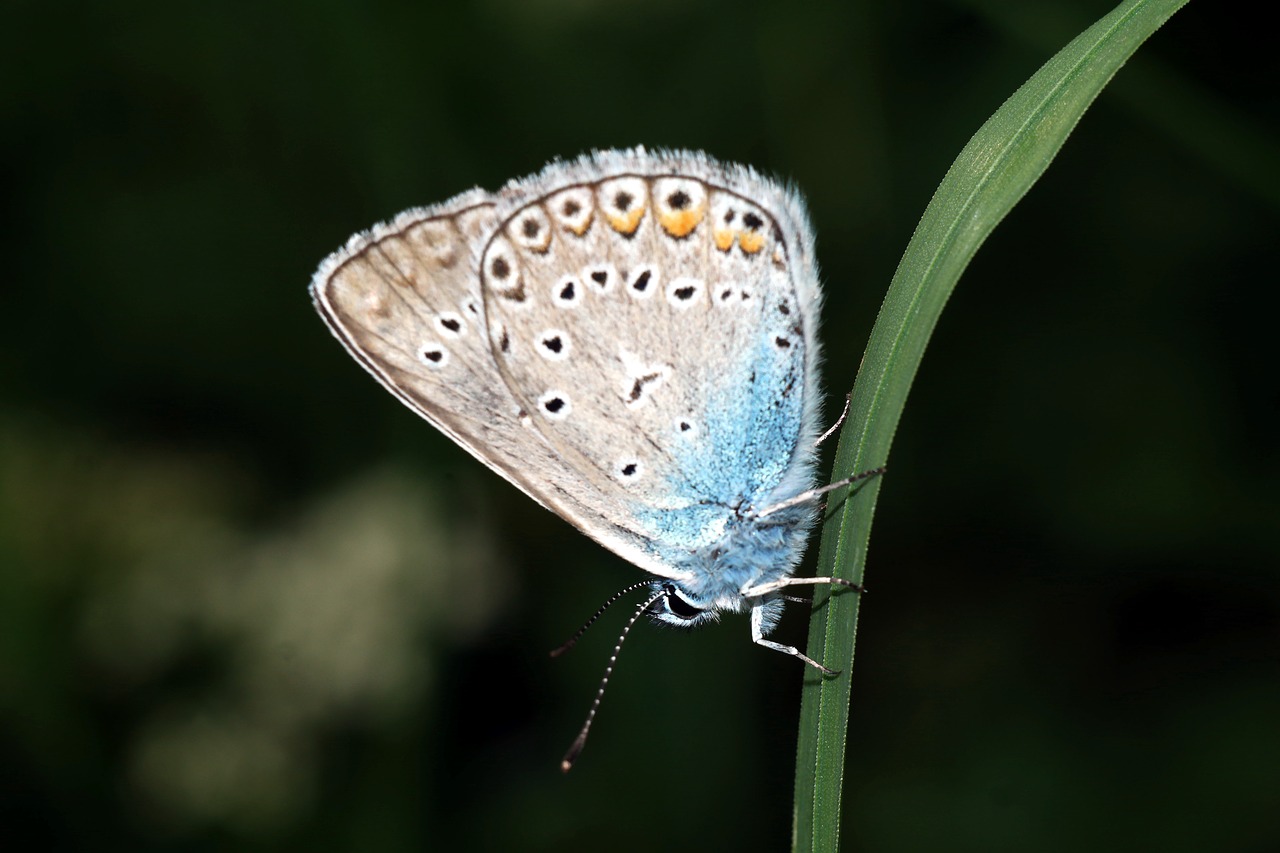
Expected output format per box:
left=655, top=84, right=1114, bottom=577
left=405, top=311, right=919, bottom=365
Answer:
left=647, top=581, right=722, bottom=629
left=646, top=573, right=790, bottom=641
left=647, top=496, right=817, bottom=624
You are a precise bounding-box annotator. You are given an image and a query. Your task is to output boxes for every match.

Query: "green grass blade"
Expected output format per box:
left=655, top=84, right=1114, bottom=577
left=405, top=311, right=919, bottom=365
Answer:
left=791, top=0, right=1191, bottom=850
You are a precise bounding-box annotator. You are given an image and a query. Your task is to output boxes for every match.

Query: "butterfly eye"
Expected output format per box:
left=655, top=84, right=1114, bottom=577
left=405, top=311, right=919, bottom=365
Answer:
left=663, top=587, right=704, bottom=621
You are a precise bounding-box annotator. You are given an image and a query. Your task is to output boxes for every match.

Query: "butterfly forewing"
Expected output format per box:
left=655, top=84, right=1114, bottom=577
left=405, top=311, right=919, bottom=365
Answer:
left=310, top=192, right=683, bottom=580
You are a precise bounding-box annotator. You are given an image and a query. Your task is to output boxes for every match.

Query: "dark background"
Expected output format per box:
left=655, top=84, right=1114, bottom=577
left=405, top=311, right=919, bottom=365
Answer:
left=3, top=1, right=1277, bottom=851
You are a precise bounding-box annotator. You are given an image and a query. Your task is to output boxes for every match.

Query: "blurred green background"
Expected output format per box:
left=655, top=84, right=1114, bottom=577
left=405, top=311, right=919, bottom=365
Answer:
left=3, top=0, right=1277, bottom=850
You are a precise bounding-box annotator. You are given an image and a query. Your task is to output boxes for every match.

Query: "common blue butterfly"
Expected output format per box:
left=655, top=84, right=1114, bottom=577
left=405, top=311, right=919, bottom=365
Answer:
left=310, top=148, right=879, bottom=768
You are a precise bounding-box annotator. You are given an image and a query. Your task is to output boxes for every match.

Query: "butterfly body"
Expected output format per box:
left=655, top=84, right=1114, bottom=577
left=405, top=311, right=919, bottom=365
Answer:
left=312, top=147, right=826, bottom=649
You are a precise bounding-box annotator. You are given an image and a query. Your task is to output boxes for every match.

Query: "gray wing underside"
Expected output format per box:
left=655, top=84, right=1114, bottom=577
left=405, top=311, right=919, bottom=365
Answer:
left=479, top=171, right=817, bottom=554
left=310, top=148, right=824, bottom=581
left=309, top=195, right=685, bottom=580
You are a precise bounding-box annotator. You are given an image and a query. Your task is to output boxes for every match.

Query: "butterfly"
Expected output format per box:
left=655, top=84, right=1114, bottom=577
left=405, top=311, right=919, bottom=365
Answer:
left=310, top=148, right=880, bottom=768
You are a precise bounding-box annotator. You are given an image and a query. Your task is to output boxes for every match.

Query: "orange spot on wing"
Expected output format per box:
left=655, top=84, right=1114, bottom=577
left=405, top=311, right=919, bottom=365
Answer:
left=738, top=231, right=766, bottom=254
left=713, top=229, right=736, bottom=251
left=658, top=204, right=706, bottom=238
left=566, top=213, right=593, bottom=235
left=605, top=206, right=646, bottom=235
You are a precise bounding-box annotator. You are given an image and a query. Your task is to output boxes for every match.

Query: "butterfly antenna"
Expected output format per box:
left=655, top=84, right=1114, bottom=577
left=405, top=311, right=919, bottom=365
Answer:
left=550, top=580, right=652, bottom=658
left=560, top=588, right=666, bottom=772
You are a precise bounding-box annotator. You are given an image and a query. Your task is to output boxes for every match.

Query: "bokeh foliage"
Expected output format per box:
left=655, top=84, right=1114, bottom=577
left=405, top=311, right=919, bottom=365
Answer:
left=2, top=1, right=1276, bottom=851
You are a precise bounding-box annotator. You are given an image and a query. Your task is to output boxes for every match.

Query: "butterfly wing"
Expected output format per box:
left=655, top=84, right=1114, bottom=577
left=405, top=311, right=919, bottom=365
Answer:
left=477, top=150, right=823, bottom=561
left=310, top=188, right=687, bottom=580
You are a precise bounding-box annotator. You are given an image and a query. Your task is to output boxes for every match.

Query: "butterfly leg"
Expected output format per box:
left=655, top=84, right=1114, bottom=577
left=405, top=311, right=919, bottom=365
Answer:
left=744, top=575, right=864, bottom=598
left=814, top=392, right=851, bottom=448
left=750, top=603, right=839, bottom=676
left=754, top=465, right=886, bottom=518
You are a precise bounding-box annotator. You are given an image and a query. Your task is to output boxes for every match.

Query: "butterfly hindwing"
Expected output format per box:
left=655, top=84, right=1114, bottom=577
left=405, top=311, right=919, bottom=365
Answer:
left=479, top=152, right=821, bottom=558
